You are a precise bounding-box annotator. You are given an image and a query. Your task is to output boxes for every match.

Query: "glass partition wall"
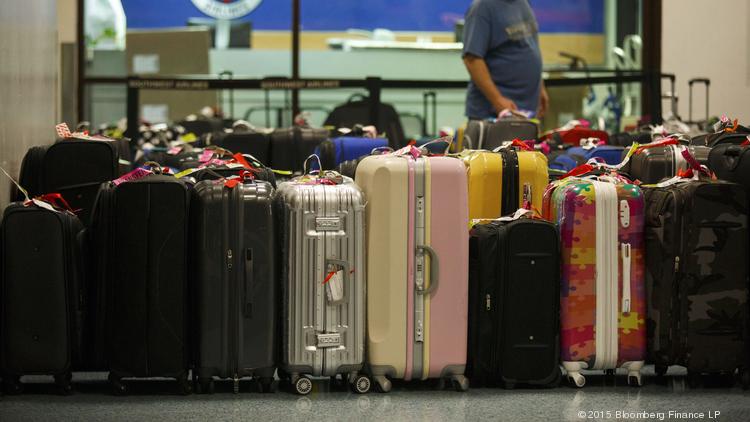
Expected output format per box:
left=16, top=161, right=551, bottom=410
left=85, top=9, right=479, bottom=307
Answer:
left=81, top=0, right=647, bottom=134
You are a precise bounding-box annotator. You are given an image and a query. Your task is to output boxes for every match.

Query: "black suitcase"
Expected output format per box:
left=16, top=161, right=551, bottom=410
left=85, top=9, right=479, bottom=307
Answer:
left=709, top=144, right=750, bottom=190
left=691, top=126, right=750, bottom=147
left=190, top=179, right=277, bottom=394
left=467, top=216, right=560, bottom=388
left=210, top=131, right=272, bottom=165
left=643, top=180, right=750, bottom=385
left=179, top=117, right=224, bottom=138
left=609, top=131, right=652, bottom=147
left=18, top=138, right=120, bottom=225
left=623, top=144, right=711, bottom=184
left=92, top=173, right=192, bottom=394
left=463, top=118, right=538, bottom=151
left=1, top=202, right=85, bottom=394
left=324, top=95, right=406, bottom=148
left=269, top=127, right=328, bottom=173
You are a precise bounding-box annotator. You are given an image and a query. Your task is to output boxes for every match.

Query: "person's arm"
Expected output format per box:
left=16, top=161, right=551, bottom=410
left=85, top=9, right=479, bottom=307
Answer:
left=537, top=80, right=549, bottom=118
left=463, top=54, right=518, bottom=113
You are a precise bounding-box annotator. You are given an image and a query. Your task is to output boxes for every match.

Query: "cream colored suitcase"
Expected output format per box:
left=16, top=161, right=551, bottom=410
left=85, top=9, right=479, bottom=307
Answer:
left=356, top=152, right=470, bottom=392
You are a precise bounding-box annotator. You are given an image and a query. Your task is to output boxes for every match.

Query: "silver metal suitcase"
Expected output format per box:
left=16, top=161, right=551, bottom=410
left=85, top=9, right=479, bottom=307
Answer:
left=276, top=168, right=369, bottom=395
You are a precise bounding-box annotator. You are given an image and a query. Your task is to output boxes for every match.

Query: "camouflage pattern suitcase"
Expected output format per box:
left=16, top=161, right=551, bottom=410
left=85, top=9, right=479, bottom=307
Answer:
left=643, top=179, right=750, bottom=385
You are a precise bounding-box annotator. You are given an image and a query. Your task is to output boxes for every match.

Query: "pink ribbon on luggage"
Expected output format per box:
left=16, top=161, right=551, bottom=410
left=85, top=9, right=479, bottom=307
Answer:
left=113, top=167, right=153, bottom=186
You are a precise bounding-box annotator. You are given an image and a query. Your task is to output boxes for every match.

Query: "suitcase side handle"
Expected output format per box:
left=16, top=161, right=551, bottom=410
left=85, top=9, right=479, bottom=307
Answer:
left=416, top=245, right=439, bottom=295
left=325, top=259, right=350, bottom=305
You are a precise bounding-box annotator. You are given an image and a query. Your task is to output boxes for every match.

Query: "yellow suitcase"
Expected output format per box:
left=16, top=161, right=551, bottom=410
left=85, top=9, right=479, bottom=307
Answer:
left=460, top=149, right=548, bottom=221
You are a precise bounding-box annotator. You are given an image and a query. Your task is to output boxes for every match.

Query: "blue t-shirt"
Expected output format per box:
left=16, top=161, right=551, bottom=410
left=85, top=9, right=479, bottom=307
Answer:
left=463, top=0, right=543, bottom=119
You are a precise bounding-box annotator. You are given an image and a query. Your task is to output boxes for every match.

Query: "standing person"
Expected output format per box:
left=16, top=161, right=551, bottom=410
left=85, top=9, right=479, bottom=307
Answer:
left=462, top=0, right=549, bottom=120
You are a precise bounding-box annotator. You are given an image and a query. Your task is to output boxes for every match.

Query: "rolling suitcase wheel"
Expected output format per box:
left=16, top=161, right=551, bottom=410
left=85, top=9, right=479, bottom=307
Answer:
left=568, top=372, right=586, bottom=388
left=740, top=369, right=750, bottom=390
left=108, top=374, right=127, bottom=396
left=627, top=372, right=643, bottom=387
left=372, top=375, right=391, bottom=393
left=451, top=375, right=469, bottom=392
left=294, top=376, right=313, bottom=395
left=351, top=375, right=371, bottom=394
left=655, top=365, right=668, bottom=377
left=54, top=373, right=73, bottom=396
left=176, top=376, right=193, bottom=396
left=3, top=376, right=23, bottom=395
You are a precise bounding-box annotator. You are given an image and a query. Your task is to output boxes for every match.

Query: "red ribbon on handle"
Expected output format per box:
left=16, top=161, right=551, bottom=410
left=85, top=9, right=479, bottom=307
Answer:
left=35, top=193, right=79, bottom=214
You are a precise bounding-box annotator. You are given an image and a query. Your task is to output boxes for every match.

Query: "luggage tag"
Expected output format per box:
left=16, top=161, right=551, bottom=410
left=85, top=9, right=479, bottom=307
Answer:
left=323, top=265, right=345, bottom=303
left=580, top=137, right=602, bottom=150
left=199, top=149, right=215, bottom=163
left=167, top=146, right=183, bottom=155
left=112, top=167, right=153, bottom=185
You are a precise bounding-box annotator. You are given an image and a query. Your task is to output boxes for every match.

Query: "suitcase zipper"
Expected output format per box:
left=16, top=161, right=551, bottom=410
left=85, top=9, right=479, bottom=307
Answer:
left=228, top=186, right=239, bottom=383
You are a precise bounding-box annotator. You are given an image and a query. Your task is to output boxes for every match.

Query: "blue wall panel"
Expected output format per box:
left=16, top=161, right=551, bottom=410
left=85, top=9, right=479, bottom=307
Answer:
left=120, top=0, right=604, bottom=33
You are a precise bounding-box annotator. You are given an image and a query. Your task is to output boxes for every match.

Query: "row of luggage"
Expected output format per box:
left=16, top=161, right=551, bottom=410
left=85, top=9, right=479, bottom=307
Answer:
left=135, top=122, right=387, bottom=175
left=3, top=123, right=750, bottom=396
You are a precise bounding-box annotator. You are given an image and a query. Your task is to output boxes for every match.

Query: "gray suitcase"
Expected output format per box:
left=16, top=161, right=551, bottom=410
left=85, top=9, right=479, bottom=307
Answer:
left=275, top=168, right=369, bottom=395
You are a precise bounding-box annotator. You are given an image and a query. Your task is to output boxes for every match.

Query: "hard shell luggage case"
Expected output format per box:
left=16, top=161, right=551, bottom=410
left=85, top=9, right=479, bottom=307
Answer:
left=314, top=136, right=389, bottom=171
left=91, top=172, right=192, bottom=394
left=0, top=202, right=85, bottom=394
left=566, top=145, right=625, bottom=166
left=210, top=131, right=272, bottom=165
left=275, top=167, right=369, bottom=395
left=625, top=144, right=711, bottom=184
left=355, top=153, right=470, bottom=392
left=190, top=178, right=277, bottom=394
left=467, top=215, right=561, bottom=388
left=460, top=149, right=548, bottom=221
left=270, top=127, right=329, bottom=173
left=18, top=139, right=120, bottom=224
left=548, top=149, right=586, bottom=172
left=543, top=176, right=647, bottom=387
left=643, top=180, right=750, bottom=383
left=461, top=118, right=538, bottom=151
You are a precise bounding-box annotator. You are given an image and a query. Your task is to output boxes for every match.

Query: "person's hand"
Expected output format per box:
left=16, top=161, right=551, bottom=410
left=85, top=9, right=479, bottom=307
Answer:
left=537, top=85, right=549, bottom=118
left=495, top=96, right=518, bottom=114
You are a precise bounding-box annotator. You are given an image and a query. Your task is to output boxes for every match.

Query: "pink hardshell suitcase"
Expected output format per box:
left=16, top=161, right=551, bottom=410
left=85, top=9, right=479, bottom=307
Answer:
left=355, top=149, right=470, bottom=392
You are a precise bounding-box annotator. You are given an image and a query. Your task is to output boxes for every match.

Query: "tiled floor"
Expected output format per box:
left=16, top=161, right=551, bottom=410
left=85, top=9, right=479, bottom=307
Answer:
left=2, top=368, right=749, bottom=421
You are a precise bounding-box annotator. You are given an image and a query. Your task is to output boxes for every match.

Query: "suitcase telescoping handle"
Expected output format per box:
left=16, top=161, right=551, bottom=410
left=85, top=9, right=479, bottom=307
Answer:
left=325, top=259, right=350, bottom=305
left=244, top=248, right=254, bottom=317
left=416, top=245, right=439, bottom=295
left=688, top=78, right=710, bottom=124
